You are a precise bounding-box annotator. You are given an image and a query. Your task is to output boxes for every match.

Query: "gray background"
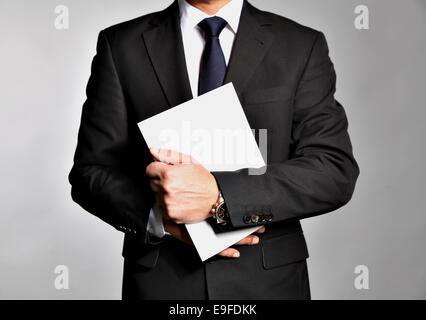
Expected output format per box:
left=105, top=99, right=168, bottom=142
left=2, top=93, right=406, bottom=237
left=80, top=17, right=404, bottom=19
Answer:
left=0, top=0, right=425, bottom=299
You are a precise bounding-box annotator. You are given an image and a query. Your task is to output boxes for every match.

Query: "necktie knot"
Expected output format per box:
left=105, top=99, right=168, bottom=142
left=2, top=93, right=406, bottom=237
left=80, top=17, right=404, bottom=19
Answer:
left=198, top=16, right=228, bottom=38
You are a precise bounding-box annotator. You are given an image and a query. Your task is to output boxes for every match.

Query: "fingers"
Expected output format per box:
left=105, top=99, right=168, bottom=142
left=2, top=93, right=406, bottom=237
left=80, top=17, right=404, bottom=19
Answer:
left=149, top=179, right=162, bottom=193
left=233, top=227, right=265, bottom=245
left=234, top=235, right=259, bottom=246
left=150, top=147, right=198, bottom=165
left=217, top=227, right=265, bottom=259
left=218, top=248, right=240, bottom=258
left=217, top=231, right=264, bottom=259
left=146, top=161, right=167, bottom=179
left=256, top=226, right=266, bottom=234
left=151, top=148, right=181, bottom=164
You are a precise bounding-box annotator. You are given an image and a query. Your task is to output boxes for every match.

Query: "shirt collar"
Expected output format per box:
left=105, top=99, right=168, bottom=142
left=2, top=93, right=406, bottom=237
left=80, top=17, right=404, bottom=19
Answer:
left=178, top=0, right=244, bottom=34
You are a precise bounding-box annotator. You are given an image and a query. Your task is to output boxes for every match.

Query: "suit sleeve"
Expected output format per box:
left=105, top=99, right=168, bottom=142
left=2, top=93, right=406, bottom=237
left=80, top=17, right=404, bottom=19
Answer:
left=213, top=32, right=359, bottom=229
left=69, top=31, right=153, bottom=243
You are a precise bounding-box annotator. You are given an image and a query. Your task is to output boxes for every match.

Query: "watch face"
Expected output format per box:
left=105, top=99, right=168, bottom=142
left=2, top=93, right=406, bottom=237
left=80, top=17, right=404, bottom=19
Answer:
left=217, top=203, right=228, bottom=221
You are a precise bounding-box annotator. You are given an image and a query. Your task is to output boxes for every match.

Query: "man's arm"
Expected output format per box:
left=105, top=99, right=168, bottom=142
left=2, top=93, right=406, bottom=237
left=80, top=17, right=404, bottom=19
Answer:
left=213, top=32, right=360, bottom=229
left=69, top=31, right=153, bottom=242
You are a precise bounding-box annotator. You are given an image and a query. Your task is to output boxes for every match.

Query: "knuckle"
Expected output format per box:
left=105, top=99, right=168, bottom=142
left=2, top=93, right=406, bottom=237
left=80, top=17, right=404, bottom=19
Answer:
left=161, top=167, right=170, bottom=180
left=162, top=183, right=171, bottom=194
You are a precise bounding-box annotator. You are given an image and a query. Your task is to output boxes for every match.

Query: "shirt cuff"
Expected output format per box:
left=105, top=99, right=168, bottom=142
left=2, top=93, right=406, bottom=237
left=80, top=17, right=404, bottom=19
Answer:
left=146, top=203, right=170, bottom=239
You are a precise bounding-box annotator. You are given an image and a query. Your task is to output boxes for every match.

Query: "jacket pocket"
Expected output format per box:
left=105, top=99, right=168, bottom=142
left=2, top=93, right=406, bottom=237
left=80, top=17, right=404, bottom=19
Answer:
left=261, top=232, right=309, bottom=270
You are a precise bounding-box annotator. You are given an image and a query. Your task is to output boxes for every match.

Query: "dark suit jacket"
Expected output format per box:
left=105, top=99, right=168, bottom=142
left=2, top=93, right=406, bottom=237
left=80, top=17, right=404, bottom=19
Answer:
left=69, top=0, right=359, bottom=299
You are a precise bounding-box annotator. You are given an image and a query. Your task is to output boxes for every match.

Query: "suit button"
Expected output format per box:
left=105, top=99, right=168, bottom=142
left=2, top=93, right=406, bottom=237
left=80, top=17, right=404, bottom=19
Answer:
left=243, top=216, right=251, bottom=224
left=251, top=215, right=259, bottom=224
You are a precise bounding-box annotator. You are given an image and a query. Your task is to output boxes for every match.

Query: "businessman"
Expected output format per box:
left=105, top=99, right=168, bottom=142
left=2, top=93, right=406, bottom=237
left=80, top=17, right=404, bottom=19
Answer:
left=69, top=0, right=359, bottom=299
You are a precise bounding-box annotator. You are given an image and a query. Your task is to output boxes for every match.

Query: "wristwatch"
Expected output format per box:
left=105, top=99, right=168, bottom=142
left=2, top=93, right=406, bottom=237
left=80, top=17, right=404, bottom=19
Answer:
left=211, top=191, right=229, bottom=225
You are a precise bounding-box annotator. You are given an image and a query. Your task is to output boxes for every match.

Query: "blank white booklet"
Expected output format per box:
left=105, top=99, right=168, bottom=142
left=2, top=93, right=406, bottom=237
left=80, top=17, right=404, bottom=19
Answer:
left=138, top=83, right=264, bottom=261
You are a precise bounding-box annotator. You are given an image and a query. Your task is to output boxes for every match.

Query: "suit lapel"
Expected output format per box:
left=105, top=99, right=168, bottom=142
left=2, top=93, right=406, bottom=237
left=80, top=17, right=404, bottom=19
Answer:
left=141, top=1, right=274, bottom=108
left=224, top=1, right=275, bottom=96
left=142, top=1, right=193, bottom=109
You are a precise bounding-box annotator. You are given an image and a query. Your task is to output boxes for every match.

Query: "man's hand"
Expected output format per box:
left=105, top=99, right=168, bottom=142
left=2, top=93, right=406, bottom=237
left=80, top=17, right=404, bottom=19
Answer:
left=164, top=219, right=266, bottom=258
left=146, top=148, right=219, bottom=224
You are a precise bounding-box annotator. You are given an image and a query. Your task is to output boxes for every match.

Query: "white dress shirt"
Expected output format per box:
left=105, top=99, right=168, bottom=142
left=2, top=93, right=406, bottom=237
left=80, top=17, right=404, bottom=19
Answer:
left=146, top=0, right=244, bottom=239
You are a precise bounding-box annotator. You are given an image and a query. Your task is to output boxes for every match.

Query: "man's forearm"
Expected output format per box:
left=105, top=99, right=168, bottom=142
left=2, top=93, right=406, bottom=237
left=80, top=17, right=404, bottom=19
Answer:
left=213, top=32, right=359, bottom=229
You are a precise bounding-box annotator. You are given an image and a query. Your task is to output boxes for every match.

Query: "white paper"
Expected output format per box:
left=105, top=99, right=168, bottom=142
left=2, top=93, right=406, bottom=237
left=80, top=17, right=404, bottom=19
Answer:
left=138, top=83, right=265, bottom=261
